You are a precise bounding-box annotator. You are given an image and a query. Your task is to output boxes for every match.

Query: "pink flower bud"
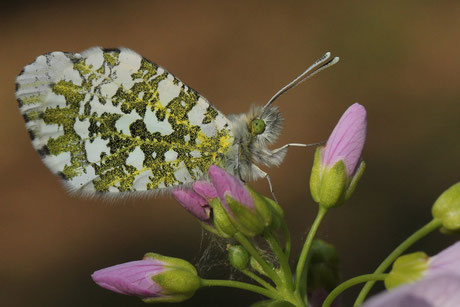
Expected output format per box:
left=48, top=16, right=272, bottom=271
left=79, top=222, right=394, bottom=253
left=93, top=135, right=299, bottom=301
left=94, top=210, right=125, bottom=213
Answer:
left=92, top=254, right=200, bottom=303
left=208, top=165, right=254, bottom=211
left=322, top=103, right=367, bottom=177
left=310, top=103, right=367, bottom=208
left=171, top=189, right=210, bottom=222
left=193, top=180, right=218, bottom=200
left=91, top=259, right=165, bottom=298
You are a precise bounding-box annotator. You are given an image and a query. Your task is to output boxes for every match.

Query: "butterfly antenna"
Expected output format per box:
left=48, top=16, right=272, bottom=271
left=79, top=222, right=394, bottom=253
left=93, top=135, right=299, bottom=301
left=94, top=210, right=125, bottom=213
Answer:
left=264, top=52, right=340, bottom=108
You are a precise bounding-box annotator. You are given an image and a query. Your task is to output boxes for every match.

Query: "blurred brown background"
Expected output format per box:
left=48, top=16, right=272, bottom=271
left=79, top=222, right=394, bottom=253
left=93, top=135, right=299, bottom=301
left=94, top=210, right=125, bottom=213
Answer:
left=1, top=1, right=459, bottom=306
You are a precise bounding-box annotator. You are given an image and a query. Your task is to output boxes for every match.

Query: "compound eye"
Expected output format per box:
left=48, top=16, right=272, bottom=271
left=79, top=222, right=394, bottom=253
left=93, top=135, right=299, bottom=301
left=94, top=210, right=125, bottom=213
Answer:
left=250, top=118, right=266, bottom=136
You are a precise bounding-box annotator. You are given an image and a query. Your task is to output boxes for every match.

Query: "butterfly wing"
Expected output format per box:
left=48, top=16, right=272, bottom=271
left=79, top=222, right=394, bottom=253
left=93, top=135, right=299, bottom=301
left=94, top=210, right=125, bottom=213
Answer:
left=16, top=47, right=234, bottom=194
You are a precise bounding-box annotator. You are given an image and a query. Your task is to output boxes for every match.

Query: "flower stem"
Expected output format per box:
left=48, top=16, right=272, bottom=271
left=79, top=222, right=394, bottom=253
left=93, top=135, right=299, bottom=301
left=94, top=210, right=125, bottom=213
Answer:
left=294, top=206, right=328, bottom=296
left=200, top=279, right=282, bottom=300
left=241, top=269, right=277, bottom=293
left=234, top=232, right=283, bottom=287
left=265, top=231, right=294, bottom=290
left=353, top=218, right=442, bottom=306
left=322, top=274, right=387, bottom=307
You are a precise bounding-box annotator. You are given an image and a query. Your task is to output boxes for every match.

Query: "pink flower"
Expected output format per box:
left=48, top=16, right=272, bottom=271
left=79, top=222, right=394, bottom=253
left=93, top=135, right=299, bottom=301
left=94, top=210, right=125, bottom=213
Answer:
left=208, top=165, right=254, bottom=212
left=91, top=254, right=200, bottom=303
left=310, top=103, right=367, bottom=208
left=171, top=189, right=211, bottom=223
left=91, top=258, right=165, bottom=298
left=364, top=242, right=460, bottom=307
left=362, top=275, right=460, bottom=307
left=322, top=103, right=367, bottom=177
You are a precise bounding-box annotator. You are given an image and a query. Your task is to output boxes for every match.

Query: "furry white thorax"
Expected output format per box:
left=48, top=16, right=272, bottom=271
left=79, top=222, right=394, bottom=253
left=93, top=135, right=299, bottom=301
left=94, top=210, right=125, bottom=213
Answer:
left=225, top=105, right=287, bottom=182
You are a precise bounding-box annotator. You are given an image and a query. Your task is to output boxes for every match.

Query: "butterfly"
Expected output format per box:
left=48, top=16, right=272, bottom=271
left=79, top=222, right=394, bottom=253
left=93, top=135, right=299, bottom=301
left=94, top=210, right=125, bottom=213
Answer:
left=15, top=47, right=338, bottom=196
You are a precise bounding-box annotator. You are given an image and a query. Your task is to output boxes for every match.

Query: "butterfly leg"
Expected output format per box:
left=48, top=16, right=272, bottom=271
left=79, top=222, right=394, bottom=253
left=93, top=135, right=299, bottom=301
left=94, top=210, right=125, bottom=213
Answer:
left=235, top=143, right=245, bottom=182
left=252, top=165, right=278, bottom=203
left=271, top=142, right=323, bottom=154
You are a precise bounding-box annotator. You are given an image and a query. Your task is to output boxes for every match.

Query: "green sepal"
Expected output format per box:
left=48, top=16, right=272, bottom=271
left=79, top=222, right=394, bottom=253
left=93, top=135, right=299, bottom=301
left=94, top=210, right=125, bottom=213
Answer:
left=145, top=269, right=200, bottom=303
left=309, top=147, right=322, bottom=203
left=250, top=256, right=268, bottom=277
left=225, top=194, right=265, bottom=237
left=246, top=185, right=273, bottom=227
left=345, top=160, right=366, bottom=201
left=143, top=253, right=197, bottom=275
left=384, top=252, right=429, bottom=289
left=250, top=300, right=296, bottom=307
left=261, top=194, right=284, bottom=231
left=228, top=245, right=250, bottom=270
left=209, top=198, right=237, bottom=238
left=432, top=182, right=460, bottom=232
left=318, top=160, right=347, bottom=208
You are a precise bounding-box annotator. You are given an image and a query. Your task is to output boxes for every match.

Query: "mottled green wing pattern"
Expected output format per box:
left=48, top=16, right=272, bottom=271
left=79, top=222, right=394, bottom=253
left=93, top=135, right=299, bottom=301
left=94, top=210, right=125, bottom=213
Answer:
left=16, top=47, right=234, bottom=194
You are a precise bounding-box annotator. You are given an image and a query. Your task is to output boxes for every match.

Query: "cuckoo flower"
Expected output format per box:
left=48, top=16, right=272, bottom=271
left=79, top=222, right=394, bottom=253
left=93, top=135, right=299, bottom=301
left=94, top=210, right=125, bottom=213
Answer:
left=362, top=275, right=460, bottom=307
left=384, top=241, right=460, bottom=290
left=91, top=253, right=200, bottom=303
left=171, top=189, right=211, bottom=223
left=310, top=103, right=367, bottom=208
left=208, top=165, right=272, bottom=237
left=363, top=242, right=460, bottom=306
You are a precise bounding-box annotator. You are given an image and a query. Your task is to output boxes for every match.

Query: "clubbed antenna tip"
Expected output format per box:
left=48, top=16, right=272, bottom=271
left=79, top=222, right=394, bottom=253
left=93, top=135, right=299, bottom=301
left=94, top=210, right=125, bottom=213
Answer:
left=264, top=52, right=340, bottom=108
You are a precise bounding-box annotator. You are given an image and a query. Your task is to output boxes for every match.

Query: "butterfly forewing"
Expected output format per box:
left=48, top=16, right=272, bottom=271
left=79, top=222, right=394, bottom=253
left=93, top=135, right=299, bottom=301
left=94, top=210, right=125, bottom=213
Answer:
left=16, top=47, right=234, bottom=194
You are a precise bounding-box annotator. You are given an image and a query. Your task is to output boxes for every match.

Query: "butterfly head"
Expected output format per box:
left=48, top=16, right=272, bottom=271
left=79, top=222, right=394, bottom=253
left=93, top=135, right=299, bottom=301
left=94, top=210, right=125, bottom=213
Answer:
left=247, top=105, right=283, bottom=146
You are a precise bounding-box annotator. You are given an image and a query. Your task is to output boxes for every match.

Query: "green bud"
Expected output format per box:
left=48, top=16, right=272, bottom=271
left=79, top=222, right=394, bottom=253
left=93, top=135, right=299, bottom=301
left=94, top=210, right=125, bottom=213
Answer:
left=318, top=160, right=347, bottom=208
left=228, top=245, right=250, bottom=270
left=209, top=198, right=237, bottom=238
left=250, top=300, right=296, bottom=307
left=384, top=252, right=429, bottom=289
left=226, top=194, right=265, bottom=237
left=307, top=240, right=340, bottom=291
left=432, top=182, right=460, bottom=232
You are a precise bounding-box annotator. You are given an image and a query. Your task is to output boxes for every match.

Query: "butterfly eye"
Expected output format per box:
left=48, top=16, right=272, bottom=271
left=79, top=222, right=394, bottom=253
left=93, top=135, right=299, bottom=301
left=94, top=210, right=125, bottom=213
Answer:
left=250, top=118, right=266, bottom=136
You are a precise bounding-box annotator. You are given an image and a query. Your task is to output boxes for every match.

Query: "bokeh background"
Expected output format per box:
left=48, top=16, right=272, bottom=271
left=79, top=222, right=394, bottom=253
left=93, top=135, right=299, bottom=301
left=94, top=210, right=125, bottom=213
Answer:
left=1, top=1, right=460, bottom=306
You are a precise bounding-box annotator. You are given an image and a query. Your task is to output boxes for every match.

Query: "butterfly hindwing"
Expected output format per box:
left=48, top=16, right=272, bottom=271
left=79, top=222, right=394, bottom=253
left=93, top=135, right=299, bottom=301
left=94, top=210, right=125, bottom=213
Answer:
left=16, top=47, right=234, bottom=194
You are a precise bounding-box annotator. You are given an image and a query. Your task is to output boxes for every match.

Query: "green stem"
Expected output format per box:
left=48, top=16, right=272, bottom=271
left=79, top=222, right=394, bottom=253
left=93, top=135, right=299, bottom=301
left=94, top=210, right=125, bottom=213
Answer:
left=200, top=279, right=282, bottom=300
left=322, top=274, right=387, bottom=307
left=241, top=269, right=277, bottom=293
left=265, top=231, right=294, bottom=290
left=294, top=206, right=328, bottom=295
left=353, top=218, right=442, bottom=306
left=234, top=232, right=283, bottom=287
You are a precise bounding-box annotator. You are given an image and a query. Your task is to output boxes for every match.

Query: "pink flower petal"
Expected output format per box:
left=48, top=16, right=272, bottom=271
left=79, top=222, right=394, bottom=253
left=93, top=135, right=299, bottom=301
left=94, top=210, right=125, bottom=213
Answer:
left=91, top=259, right=165, bottom=298
left=322, top=103, right=367, bottom=177
left=427, top=241, right=460, bottom=278
left=193, top=181, right=218, bottom=200
left=208, top=165, right=254, bottom=210
left=362, top=275, right=460, bottom=307
left=172, top=189, right=210, bottom=222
